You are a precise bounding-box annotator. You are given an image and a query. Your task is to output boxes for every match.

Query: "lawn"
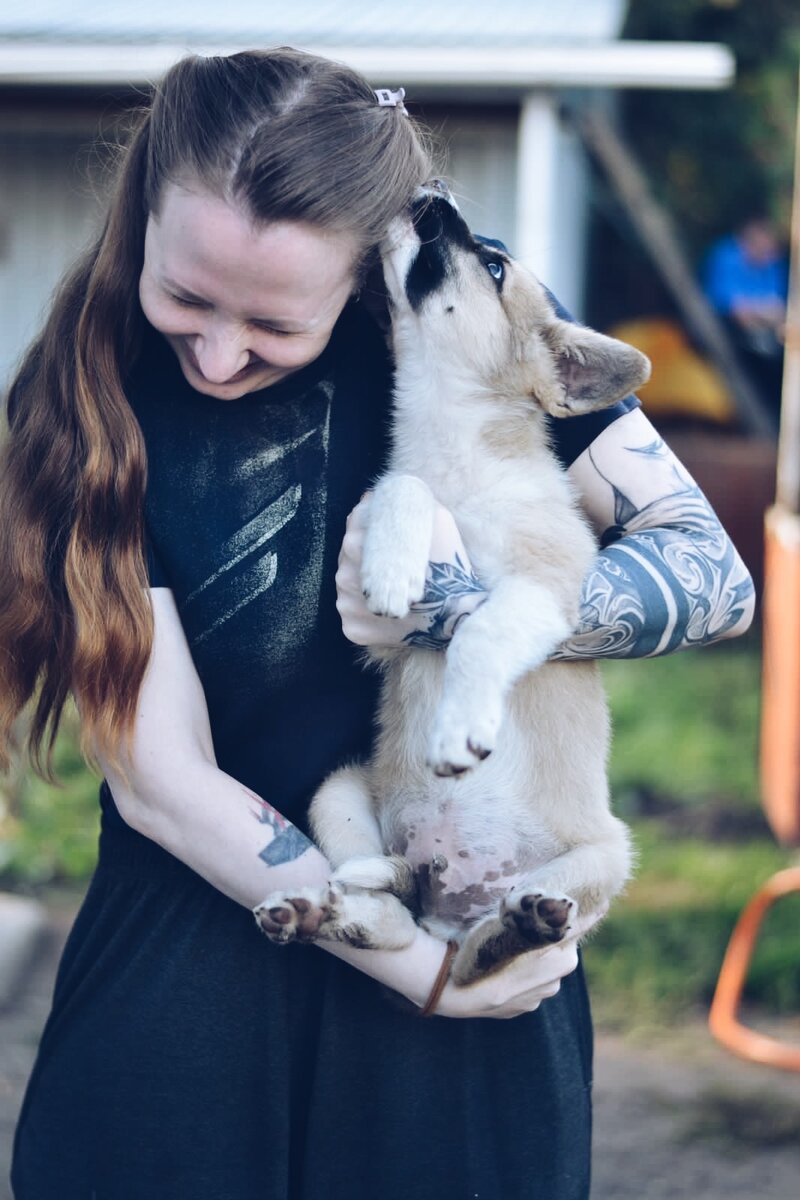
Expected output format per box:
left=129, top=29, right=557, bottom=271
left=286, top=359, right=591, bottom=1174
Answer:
left=2, top=632, right=796, bottom=1030
left=585, top=633, right=799, bottom=1029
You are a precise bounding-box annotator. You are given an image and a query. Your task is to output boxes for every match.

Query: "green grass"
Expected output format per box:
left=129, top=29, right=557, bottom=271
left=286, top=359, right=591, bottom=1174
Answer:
left=603, top=636, right=761, bottom=811
left=583, top=819, right=799, bottom=1029
left=585, top=633, right=799, bottom=1029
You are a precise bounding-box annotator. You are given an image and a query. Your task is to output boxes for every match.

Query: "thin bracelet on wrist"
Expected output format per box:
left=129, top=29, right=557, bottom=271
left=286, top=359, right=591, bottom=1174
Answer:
left=419, top=940, right=459, bottom=1017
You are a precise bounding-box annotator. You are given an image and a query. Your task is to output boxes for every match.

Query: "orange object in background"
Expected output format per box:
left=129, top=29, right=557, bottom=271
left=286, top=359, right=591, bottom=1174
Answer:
left=609, top=316, right=736, bottom=425
left=708, top=511, right=800, bottom=1071
left=708, top=867, right=800, bottom=1071
left=708, top=69, right=800, bottom=1073
left=761, top=506, right=800, bottom=845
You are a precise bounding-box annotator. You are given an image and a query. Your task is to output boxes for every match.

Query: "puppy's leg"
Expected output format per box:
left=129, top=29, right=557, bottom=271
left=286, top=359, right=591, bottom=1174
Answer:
left=256, top=765, right=417, bottom=950
left=451, top=821, right=632, bottom=984
left=505, top=819, right=633, bottom=921
left=310, top=765, right=415, bottom=904
left=428, top=576, right=572, bottom=775
left=360, top=474, right=436, bottom=618
left=255, top=884, right=417, bottom=950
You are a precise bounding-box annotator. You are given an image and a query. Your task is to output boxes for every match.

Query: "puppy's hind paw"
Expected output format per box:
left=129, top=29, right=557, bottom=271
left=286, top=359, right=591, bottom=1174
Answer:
left=502, top=892, right=576, bottom=947
left=254, top=885, right=341, bottom=945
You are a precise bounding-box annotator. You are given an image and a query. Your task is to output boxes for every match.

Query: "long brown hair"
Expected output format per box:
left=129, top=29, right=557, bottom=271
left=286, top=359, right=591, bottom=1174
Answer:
left=0, top=48, right=432, bottom=777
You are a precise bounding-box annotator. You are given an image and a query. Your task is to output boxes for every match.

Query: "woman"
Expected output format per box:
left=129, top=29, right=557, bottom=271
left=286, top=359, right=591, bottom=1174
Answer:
left=2, top=49, right=753, bottom=1200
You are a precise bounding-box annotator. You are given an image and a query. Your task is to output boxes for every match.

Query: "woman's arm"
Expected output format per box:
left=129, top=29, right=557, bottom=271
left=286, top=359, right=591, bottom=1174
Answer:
left=553, top=408, right=756, bottom=660
left=337, top=409, right=755, bottom=659
left=98, top=588, right=330, bottom=907
left=97, top=586, right=589, bottom=1017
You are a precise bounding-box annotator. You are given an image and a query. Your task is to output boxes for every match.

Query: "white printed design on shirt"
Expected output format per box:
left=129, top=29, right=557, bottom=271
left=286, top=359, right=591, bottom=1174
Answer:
left=181, top=385, right=333, bottom=663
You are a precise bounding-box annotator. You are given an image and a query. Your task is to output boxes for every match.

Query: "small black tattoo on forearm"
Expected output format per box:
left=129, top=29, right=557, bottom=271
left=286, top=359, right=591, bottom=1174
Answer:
left=243, top=786, right=313, bottom=866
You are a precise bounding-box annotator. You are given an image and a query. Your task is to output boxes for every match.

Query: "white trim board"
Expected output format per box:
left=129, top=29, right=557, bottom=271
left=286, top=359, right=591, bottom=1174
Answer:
left=0, top=41, right=735, bottom=91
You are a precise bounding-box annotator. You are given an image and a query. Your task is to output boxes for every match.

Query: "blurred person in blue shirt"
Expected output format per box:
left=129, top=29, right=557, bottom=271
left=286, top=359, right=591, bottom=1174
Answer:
left=703, top=216, right=788, bottom=427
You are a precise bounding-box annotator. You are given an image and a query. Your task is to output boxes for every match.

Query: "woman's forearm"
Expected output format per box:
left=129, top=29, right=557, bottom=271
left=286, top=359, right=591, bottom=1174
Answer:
left=108, top=760, right=330, bottom=909
left=551, top=486, right=756, bottom=661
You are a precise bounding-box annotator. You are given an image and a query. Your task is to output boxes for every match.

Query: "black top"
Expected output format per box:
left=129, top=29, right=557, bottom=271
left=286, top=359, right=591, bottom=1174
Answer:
left=126, top=303, right=393, bottom=829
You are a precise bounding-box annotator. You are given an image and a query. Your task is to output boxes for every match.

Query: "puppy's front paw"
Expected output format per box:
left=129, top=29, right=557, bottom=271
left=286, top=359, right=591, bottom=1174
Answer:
left=254, top=885, right=342, bottom=945
left=360, top=475, right=435, bottom=618
left=255, top=883, right=417, bottom=951
left=360, top=556, right=427, bottom=619
left=502, top=891, right=576, bottom=946
left=427, top=701, right=501, bottom=777
left=333, top=854, right=416, bottom=904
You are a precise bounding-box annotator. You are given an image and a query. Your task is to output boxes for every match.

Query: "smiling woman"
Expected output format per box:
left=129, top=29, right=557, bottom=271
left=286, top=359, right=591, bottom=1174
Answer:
left=138, top=187, right=361, bottom=396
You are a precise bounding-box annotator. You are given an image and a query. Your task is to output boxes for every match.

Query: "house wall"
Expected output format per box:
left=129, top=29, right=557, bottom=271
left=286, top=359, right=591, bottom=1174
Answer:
left=0, top=130, right=106, bottom=388
left=428, top=108, right=519, bottom=251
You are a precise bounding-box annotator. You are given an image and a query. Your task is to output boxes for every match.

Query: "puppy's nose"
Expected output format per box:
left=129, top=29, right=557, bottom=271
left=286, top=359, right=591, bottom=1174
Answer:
left=426, top=178, right=453, bottom=201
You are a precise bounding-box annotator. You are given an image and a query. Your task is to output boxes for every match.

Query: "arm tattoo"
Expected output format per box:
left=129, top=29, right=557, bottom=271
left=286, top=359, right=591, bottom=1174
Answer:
left=242, top=786, right=313, bottom=867
left=552, top=436, right=755, bottom=661
left=402, top=552, right=487, bottom=651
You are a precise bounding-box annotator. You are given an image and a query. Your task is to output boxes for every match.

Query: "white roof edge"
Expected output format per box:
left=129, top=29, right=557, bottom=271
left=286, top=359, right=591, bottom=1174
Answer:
left=0, top=41, right=734, bottom=91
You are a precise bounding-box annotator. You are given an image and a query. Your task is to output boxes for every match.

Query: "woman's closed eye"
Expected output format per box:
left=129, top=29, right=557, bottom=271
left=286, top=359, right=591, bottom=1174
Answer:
left=169, top=292, right=209, bottom=309
left=250, top=322, right=296, bottom=337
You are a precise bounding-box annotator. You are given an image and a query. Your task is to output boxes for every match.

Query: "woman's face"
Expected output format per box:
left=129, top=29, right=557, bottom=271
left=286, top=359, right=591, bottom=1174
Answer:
left=139, top=182, right=360, bottom=399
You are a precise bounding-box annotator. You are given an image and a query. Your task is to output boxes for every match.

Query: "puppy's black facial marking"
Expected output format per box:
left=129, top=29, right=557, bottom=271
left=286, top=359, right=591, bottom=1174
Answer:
left=404, top=196, right=475, bottom=312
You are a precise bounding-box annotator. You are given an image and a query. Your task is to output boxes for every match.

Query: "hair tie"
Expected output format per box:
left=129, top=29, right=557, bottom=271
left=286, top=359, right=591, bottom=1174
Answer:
left=375, top=87, right=408, bottom=114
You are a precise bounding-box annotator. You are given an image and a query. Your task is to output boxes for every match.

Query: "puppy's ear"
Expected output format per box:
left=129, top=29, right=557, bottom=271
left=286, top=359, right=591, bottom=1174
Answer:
left=535, top=321, right=651, bottom=418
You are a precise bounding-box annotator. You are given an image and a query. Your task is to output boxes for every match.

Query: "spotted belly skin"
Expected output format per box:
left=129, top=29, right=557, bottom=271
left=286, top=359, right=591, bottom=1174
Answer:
left=384, top=800, right=562, bottom=936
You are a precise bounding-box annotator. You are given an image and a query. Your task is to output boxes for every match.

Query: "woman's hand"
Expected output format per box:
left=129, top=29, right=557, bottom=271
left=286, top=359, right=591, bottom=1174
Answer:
left=323, top=904, right=606, bottom=1019
left=436, top=904, right=607, bottom=1020
left=336, top=494, right=486, bottom=649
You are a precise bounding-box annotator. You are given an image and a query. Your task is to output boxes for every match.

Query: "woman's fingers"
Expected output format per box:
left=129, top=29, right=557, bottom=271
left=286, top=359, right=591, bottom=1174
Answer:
left=337, top=494, right=484, bottom=648
left=438, top=938, right=581, bottom=1019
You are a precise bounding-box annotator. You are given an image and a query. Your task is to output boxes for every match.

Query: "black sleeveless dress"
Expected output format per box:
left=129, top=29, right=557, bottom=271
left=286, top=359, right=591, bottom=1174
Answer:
left=12, top=301, right=636, bottom=1200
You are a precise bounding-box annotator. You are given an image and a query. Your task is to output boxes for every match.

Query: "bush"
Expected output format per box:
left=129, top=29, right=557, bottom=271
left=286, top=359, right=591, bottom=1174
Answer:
left=0, top=708, right=100, bottom=884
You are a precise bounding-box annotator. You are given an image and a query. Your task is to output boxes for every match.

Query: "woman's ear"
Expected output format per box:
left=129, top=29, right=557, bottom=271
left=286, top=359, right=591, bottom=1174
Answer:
left=359, top=259, right=393, bottom=335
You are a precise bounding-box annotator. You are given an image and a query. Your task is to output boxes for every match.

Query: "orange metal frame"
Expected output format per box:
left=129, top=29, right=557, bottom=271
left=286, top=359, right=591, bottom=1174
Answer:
left=709, top=72, right=800, bottom=1073
left=709, top=866, right=800, bottom=1072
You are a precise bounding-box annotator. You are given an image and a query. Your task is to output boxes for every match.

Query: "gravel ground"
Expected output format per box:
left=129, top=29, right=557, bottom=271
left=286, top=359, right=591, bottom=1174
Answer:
left=592, top=1026, right=800, bottom=1199
left=2, top=895, right=799, bottom=1200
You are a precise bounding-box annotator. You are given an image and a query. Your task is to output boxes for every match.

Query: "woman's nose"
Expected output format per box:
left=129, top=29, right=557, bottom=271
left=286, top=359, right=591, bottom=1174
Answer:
left=193, top=325, right=250, bottom=383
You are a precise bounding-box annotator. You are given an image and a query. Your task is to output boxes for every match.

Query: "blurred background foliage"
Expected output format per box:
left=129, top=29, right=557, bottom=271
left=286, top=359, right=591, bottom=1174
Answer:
left=623, top=0, right=800, bottom=245
left=590, top=0, right=800, bottom=327
left=588, top=637, right=800, bottom=1029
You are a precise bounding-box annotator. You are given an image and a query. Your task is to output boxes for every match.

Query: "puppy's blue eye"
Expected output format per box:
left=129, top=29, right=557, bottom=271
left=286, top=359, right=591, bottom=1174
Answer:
left=486, top=261, right=504, bottom=281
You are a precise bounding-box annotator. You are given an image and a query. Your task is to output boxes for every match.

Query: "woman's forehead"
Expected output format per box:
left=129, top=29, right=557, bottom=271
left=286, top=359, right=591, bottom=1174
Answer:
left=147, top=183, right=360, bottom=316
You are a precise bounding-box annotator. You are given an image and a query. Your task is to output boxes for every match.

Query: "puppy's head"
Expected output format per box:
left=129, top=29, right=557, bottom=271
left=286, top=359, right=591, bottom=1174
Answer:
left=381, top=185, right=650, bottom=417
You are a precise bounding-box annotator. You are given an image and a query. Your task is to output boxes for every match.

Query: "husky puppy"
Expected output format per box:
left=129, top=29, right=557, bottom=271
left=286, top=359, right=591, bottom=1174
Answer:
left=256, top=188, right=651, bottom=985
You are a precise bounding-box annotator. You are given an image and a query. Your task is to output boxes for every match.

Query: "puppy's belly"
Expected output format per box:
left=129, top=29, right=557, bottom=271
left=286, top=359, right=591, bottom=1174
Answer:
left=384, top=799, right=563, bottom=935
